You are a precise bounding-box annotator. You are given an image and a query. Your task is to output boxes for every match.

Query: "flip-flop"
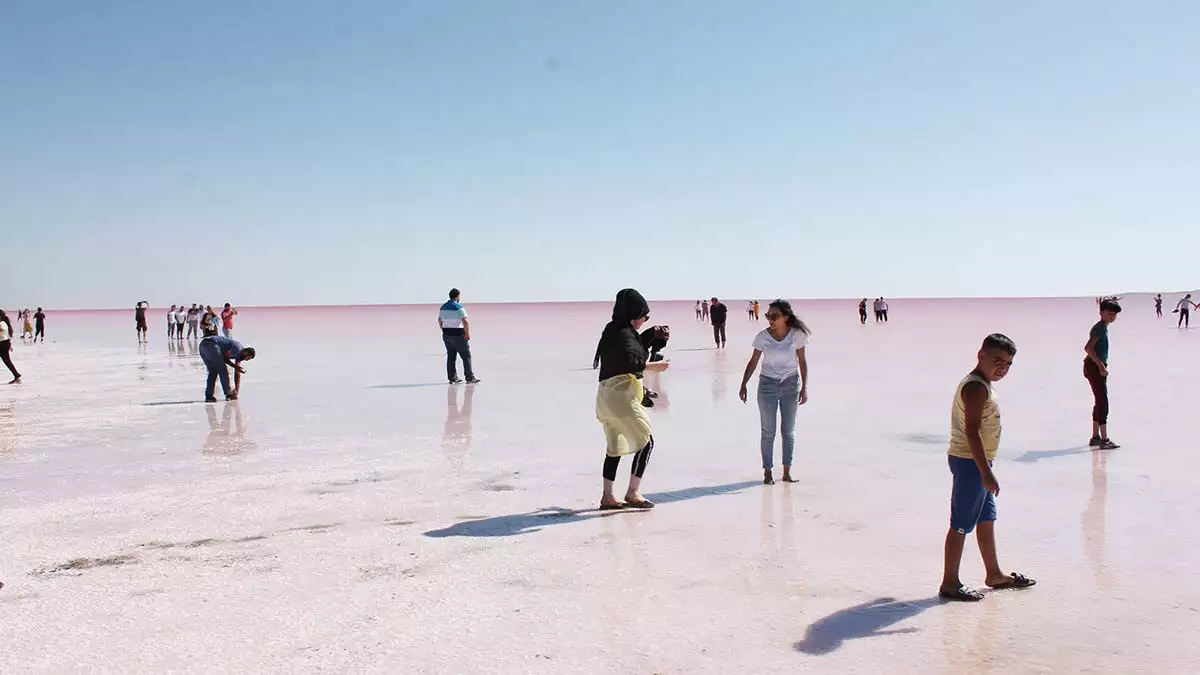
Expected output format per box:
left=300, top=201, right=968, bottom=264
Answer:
left=598, top=503, right=627, bottom=511
left=939, top=585, right=985, bottom=602
left=1097, top=439, right=1120, bottom=450
left=624, top=499, right=655, bottom=509
left=781, top=476, right=798, bottom=483
left=987, top=572, right=1036, bottom=590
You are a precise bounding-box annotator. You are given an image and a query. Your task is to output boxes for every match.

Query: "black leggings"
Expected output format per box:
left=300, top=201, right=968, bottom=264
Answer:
left=1180, top=309, right=1190, bottom=328
left=712, top=322, right=726, bottom=345
left=1083, top=359, right=1108, bottom=425
left=0, top=341, right=19, bottom=379
left=603, top=437, right=654, bottom=481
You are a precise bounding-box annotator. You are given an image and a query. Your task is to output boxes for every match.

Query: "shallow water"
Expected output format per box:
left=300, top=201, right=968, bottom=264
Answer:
left=1, top=298, right=1197, bottom=673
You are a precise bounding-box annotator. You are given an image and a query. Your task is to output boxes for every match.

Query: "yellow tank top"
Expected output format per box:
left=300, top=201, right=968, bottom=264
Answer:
left=948, top=373, right=1001, bottom=461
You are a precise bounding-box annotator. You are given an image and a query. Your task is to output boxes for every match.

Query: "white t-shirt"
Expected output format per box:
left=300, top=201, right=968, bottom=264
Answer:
left=175, top=310, right=186, bottom=323
left=879, top=300, right=888, bottom=311
left=0, top=320, right=10, bottom=341
left=753, top=328, right=809, bottom=381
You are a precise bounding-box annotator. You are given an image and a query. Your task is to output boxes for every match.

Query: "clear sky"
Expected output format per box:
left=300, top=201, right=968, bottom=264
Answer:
left=2, top=0, right=1197, bottom=308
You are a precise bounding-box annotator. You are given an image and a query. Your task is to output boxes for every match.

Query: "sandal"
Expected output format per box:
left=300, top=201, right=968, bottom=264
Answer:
left=1097, top=439, right=1120, bottom=450
left=624, top=499, right=655, bottom=509
left=987, top=572, right=1036, bottom=590
left=939, top=584, right=985, bottom=602
left=598, top=502, right=626, bottom=511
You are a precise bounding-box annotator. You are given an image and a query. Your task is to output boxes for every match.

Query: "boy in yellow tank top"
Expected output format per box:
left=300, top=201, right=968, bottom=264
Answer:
left=939, top=334, right=1036, bottom=601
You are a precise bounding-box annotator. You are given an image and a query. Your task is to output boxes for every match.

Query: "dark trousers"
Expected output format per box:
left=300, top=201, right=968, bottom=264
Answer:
left=712, top=322, right=726, bottom=346
left=34, top=322, right=44, bottom=340
left=881, top=310, right=888, bottom=322
left=0, top=340, right=19, bottom=379
left=603, top=437, right=654, bottom=480
left=1083, top=359, right=1108, bottom=426
left=1180, top=309, right=1190, bottom=328
left=443, top=333, right=475, bottom=381
left=200, top=339, right=231, bottom=399
left=859, top=310, right=867, bottom=324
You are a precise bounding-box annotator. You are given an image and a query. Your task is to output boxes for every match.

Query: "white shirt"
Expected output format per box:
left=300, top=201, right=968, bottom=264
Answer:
left=0, top=320, right=10, bottom=341
left=753, top=328, right=809, bottom=381
left=879, top=300, right=888, bottom=311
left=174, top=310, right=186, bottom=323
left=1178, top=298, right=1193, bottom=311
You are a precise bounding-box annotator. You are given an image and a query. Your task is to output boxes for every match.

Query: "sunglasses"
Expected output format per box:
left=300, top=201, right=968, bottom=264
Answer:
left=765, top=312, right=783, bottom=320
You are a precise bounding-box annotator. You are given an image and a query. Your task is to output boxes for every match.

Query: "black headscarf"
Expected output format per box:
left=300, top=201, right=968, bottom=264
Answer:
left=611, top=288, right=650, bottom=325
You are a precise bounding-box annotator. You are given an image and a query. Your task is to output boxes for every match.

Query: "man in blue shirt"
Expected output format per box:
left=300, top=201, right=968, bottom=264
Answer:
left=438, top=288, right=480, bottom=384
left=199, top=335, right=257, bottom=402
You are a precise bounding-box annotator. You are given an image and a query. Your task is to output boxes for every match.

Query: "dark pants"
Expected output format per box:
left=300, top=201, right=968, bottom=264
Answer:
left=443, top=333, right=475, bottom=381
left=1180, top=309, right=1190, bottom=328
left=34, top=322, right=44, bottom=340
left=1083, top=359, right=1108, bottom=426
left=603, top=437, right=654, bottom=480
left=0, top=341, right=19, bottom=379
left=859, top=310, right=867, bottom=324
left=200, top=339, right=231, bottom=399
left=712, top=322, right=726, bottom=346
left=881, top=310, right=888, bottom=322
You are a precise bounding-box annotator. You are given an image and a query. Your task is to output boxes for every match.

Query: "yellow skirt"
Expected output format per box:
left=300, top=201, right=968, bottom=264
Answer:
left=595, top=374, right=652, bottom=458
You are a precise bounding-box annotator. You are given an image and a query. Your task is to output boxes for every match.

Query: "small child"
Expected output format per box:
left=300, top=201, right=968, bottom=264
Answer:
left=939, top=333, right=1036, bottom=601
left=1084, top=298, right=1121, bottom=449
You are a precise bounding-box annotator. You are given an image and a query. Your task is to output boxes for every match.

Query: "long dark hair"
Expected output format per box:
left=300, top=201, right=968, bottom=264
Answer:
left=769, top=299, right=810, bottom=335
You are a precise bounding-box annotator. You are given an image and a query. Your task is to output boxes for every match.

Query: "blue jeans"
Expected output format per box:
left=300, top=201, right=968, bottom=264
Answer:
left=443, top=333, right=475, bottom=381
left=757, top=374, right=799, bottom=469
left=199, top=339, right=231, bottom=399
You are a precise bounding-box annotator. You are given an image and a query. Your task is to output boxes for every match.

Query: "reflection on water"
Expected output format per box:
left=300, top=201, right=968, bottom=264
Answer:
left=0, top=403, right=13, bottom=454
left=203, top=401, right=255, bottom=456
left=1083, top=449, right=1110, bottom=585
left=442, top=385, right=474, bottom=469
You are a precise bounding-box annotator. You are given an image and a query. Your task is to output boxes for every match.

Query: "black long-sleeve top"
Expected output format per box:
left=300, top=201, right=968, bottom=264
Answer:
left=594, top=323, right=650, bottom=381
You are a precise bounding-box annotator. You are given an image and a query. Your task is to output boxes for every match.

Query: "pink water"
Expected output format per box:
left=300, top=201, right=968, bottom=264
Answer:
left=1, top=297, right=1197, bottom=673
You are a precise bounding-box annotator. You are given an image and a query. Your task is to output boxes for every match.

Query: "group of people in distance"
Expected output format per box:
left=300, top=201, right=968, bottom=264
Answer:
left=857, top=297, right=890, bottom=324
left=13, top=308, right=46, bottom=343
left=591, top=289, right=1174, bottom=603
left=156, top=303, right=239, bottom=342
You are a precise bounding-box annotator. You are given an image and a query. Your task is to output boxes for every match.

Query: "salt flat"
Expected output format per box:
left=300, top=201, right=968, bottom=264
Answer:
left=1, top=298, right=1197, bottom=674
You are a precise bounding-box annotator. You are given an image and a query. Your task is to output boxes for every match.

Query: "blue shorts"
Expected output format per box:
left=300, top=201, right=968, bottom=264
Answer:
left=949, top=455, right=996, bottom=534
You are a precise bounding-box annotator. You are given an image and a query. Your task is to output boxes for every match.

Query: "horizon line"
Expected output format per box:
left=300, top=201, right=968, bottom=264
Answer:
left=23, top=290, right=1191, bottom=313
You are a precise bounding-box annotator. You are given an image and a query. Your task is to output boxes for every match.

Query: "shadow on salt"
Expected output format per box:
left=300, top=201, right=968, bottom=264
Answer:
left=424, top=480, right=759, bottom=538
left=795, top=596, right=942, bottom=655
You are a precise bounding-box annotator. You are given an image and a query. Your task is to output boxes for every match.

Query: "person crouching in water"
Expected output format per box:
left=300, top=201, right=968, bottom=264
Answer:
left=199, top=335, right=256, bottom=403
left=594, top=289, right=657, bottom=510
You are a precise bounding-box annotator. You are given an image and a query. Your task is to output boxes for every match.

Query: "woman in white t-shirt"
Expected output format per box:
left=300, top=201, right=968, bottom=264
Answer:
left=738, top=299, right=810, bottom=485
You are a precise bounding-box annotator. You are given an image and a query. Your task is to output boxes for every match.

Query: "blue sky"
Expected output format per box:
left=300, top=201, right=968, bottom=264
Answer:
left=2, top=0, right=1197, bottom=308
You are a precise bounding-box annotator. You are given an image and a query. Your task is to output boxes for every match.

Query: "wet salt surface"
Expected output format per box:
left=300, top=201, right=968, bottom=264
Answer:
left=1, top=299, right=1198, bottom=673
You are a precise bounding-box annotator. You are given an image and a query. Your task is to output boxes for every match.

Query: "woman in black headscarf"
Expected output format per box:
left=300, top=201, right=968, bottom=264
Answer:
left=593, top=289, right=656, bottom=509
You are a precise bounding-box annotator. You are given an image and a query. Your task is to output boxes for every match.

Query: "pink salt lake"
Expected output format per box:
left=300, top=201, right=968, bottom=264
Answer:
left=1, top=297, right=1196, bottom=673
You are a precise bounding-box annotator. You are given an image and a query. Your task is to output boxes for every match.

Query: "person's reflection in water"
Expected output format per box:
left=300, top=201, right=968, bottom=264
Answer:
left=203, top=401, right=255, bottom=456
left=185, top=339, right=198, bottom=358
left=1082, top=448, right=1110, bottom=586
left=0, top=403, right=14, bottom=455
left=442, top=384, right=474, bottom=469
left=644, top=372, right=669, bottom=412
left=137, top=344, right=148, bottom=381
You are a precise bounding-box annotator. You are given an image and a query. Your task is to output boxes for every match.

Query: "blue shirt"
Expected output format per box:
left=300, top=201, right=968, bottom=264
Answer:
left=205, top=335, right=244, bottom=361
left=439, top=301, right=468, bottom=336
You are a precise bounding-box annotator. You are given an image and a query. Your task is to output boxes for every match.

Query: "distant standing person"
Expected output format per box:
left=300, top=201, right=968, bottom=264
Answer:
left=858, top=298, right=868, bottom=325
left=701, top=300, right=710, bottom=321
left=1176, top=294, right=1194, bottom=328
left=19, top=309, right=33, bottom=340
left=186, top=304, right=200, bottom=339
left=879, top=297, right=889, bottom=322
left=872, top=298, right=882, bottom=322
left=0, top=310, right=20, bottom=384
left=710, top=297, right=728, bottom=348
left=33, top=308, right=45, bottom=343
left=1154, top=294, right=1163, bottom=318
left=753, top=300, right=760, bottom=321
left=939, top=333, right=1033, bottom=601
left=174, top=304, right=186, bottom=340
left=696, top=301, right=703, bottom=321
left=167, top=305, right=178, bottom=339
left=135, top=301, right=149, bottom=343
left=1084, top=298, right=1122, bottom=450
left=438, top=288, right=480, bottom=384
left=221, top=303, right=238, bottom=338
left=748, top=301, right=756, bottom=320
left=738, top=300, right=810, bottom=485
left=199, top=335, right=256, bottom=402
left=594, top=288, right=656, bottom=510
